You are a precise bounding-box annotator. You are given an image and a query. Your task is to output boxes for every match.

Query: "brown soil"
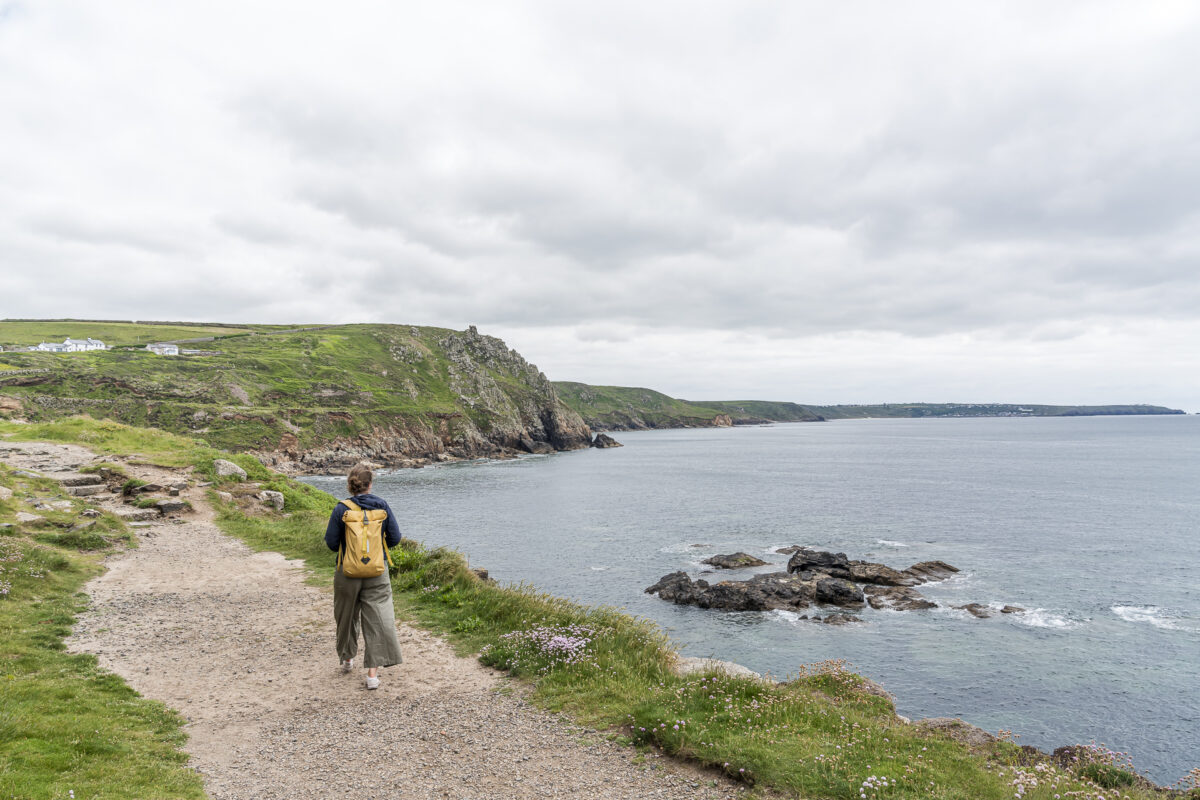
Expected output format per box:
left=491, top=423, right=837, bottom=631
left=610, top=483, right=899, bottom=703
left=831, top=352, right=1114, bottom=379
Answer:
left=0, top=440, right=744, bottom=800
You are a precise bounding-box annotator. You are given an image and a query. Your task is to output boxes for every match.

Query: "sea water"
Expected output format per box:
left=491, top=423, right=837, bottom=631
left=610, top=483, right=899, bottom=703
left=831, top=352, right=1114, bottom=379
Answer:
left=302, top=415, right=1200, bottom=784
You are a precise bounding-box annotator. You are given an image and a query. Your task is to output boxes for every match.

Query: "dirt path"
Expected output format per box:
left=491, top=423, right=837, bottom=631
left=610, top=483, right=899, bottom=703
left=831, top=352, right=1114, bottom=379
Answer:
left=0, top=440, right=745, bottom=800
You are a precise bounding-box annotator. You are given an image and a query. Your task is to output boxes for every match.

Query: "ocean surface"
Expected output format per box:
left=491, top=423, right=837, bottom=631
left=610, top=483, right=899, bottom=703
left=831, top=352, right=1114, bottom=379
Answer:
left=301, top=415, right=1200, bottom=784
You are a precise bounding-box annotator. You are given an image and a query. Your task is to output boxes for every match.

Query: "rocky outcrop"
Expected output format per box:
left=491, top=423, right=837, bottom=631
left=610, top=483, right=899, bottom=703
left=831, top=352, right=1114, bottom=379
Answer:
left=702, top=552, right=769, bottom=569
left=645, top=571, right=818, bottom=612
left=648, top=548, right=961, bottom=618
left=591, top=433, right=623, bottom=448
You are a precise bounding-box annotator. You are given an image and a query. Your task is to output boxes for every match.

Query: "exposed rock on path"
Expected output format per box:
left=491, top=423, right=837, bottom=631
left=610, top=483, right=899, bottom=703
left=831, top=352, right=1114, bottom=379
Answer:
left=0, top=440, right=743, bottom=800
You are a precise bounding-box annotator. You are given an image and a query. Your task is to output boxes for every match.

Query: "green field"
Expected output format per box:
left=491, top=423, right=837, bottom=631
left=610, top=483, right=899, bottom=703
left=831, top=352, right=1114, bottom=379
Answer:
left=0, top=320, right=259, bottom=348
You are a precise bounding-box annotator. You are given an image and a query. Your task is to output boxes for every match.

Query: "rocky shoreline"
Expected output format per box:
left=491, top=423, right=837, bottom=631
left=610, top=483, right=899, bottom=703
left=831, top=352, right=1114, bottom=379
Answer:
left=647, top=547, right=1022, bottom=623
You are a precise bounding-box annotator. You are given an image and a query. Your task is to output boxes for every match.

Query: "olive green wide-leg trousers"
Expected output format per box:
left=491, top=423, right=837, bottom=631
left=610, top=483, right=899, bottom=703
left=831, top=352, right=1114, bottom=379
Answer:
left=333, top=570, right=403, bottom=669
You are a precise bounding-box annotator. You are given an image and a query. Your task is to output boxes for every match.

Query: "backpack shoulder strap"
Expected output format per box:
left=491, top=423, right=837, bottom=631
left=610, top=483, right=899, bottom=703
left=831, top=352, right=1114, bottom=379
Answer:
left=342, top=498, right=361, bottom=512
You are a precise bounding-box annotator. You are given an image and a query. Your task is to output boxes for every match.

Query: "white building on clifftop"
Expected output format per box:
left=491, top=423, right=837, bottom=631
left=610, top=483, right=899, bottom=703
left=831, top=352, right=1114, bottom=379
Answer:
left=36, top=338, right=106, bottom=352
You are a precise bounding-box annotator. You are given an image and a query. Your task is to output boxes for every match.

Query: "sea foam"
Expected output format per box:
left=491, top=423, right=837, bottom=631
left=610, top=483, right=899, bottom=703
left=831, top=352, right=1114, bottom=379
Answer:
left=1112, top=605, right=1193, bottom=631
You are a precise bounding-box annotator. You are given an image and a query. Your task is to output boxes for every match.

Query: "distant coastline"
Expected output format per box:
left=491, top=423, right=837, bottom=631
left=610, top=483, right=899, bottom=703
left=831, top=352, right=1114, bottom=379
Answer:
left=552, top=381, right=1185, bottom=432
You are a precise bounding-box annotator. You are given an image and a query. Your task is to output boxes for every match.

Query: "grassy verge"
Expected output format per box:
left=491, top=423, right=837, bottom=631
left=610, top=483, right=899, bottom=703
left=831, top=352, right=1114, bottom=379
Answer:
left=0, top=463, right=205, bottom=800
left=2, top=416, right=1190, bottom=800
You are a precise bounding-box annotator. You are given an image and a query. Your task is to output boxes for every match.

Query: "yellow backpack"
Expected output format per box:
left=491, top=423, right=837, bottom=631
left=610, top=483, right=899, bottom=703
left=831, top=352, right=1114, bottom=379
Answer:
left=337, top=498, right=394, bottom=578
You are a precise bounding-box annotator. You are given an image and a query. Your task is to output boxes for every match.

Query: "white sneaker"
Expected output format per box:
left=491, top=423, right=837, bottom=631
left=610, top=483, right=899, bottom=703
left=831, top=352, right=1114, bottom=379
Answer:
left=341, top=658, right=353, bottom=673
left=365, top=676, right=380, bottom=690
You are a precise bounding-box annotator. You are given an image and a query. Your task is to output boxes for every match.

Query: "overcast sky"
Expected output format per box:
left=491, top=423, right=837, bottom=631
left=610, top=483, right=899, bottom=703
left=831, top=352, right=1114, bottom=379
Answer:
left=2, top=2, right=1198, bottom=410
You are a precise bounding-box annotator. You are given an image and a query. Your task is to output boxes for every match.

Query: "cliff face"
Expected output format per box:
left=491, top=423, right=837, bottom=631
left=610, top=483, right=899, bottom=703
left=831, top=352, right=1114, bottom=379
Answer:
left=0, top=324, right=592, bottom=473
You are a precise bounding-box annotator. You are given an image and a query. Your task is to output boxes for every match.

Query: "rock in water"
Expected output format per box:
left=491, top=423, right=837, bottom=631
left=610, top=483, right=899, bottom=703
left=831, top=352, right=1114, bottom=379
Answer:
left=903, top=560, right=960, bottom=583
left=813, top=575, right=865, bottom=607
left=213, top=459, right=248, bottom=480
left=848, top=561, right=921, bottom=586
left=702, top=552, right=768, bottom=569
left=864, top=585, right=937, bottom=611
left=591, top=433, right=623, bottom=448
left=954, top=603, right=992, bottom=619
left=786, top=548, right=853, bottom=579
left=644, top=571, right=816, bottom=611
left=1001, top=605, right=1026, bottom=614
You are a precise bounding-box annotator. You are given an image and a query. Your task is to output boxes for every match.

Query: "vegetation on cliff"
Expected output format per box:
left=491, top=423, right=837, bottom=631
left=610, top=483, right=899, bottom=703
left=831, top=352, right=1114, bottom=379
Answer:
left=553, top=382, right=734, bottom=430
left=4, top=416, right=1189, bottom=799
left=0, top=321, right=591, bottom=470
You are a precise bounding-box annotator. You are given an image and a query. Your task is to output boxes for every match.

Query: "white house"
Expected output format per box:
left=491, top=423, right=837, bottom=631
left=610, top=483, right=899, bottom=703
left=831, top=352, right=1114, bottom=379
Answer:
left=146, top=343, right=180, bottom=356
left=37, top=338, right=106, bottom=353
left=64, top=338, right=106, bottom=352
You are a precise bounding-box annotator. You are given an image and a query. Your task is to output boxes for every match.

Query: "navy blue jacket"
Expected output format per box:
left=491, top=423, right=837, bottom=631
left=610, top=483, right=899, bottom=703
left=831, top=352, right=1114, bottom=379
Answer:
left=324, top=493, right=402, bottom=553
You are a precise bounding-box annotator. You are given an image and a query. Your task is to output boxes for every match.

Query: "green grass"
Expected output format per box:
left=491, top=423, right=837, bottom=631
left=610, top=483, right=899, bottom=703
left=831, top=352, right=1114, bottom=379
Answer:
left=0, top=463, right=205, bottom=800
left=2, top=417, right=1186, bottom=799
left=0, top=320, right=257, bottom=348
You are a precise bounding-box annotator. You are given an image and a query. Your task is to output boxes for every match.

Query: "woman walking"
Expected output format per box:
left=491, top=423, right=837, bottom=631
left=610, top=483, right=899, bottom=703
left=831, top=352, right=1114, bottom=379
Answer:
left=324, top=462, right=403, bottom=689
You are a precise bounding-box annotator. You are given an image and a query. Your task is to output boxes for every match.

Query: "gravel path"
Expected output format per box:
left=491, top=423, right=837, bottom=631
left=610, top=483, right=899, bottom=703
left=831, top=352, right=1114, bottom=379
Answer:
left=0, top=440, right=747, bottom=800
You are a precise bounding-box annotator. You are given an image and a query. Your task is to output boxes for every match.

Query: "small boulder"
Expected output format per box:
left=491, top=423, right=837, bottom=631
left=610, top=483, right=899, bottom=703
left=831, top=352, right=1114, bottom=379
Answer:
left=702, top=552, right=768, bottom=569
left=774, top=545, right=804, bottom=554
left=592, top=433, right=623, bottom=448
left=15, top=511, right=43, bottom=524
left=0, top=486, right=12, bottom=501
left=81, top=509, right=101, bottom=518
left=1001, top=605, right=1025, bottom=614
left=821, top=613, right=862, bottom=625
left=216, top=491, right=233, bottom=504
left=257, top=490, right=285, bottom=511
left=213, top=459, right=248, bottom=480
left=155, top=499, right=188, bottom=514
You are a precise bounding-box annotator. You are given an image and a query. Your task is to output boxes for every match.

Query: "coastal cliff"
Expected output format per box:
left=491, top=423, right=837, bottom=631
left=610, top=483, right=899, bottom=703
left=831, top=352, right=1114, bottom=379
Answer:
left=0, top=323, right=592, bottom=472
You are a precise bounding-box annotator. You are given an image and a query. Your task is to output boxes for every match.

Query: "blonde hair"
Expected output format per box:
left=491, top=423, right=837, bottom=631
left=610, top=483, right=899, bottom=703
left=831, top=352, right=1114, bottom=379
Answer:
left=347, top=462, right=373, bottom=496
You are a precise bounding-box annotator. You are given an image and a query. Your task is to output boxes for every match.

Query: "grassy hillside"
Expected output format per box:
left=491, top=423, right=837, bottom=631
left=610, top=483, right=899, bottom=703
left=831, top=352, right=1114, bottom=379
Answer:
left=554, top=382, right=731, bottom=430
left=2, top=416, right=1186, bottom=799
left=0, top=322, right=591, bottom=469
left=809, top=403, right=1185, bottom=419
